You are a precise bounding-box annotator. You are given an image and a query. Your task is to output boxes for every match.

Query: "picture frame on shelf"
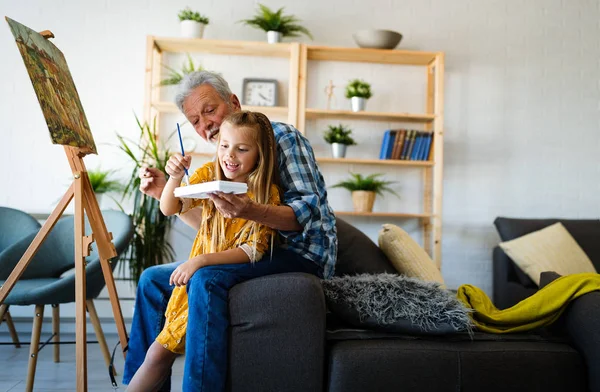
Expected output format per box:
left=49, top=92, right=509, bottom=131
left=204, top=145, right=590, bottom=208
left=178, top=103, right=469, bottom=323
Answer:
left=242, top=78, right=278, bottom=107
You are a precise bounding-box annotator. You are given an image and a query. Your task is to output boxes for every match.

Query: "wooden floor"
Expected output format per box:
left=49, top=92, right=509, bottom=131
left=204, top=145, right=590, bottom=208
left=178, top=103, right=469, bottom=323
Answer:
left=0, top=332, right=184, bottom=391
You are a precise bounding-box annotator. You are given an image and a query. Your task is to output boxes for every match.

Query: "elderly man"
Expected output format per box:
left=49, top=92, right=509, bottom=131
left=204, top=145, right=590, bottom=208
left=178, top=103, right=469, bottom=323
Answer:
left=122, top=70, right=337, bottom=391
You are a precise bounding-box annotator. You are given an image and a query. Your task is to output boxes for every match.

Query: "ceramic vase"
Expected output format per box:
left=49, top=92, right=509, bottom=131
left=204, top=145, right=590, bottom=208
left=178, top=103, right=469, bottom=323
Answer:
left=351, top=96, right=366, bottom=112
left=181, top=21, right=205, bottom=38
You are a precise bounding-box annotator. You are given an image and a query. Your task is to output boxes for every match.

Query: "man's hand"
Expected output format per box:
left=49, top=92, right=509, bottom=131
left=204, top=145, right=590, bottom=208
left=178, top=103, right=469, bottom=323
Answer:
left=139, top=166, right=167, bottom=201
left=208, top=192, right=253, bottom=219
left=169, top=257, right=203, bottom=286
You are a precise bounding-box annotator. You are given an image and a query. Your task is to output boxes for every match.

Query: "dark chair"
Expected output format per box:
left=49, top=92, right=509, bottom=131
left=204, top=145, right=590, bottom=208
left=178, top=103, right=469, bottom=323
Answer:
left=0, top=207, right=42, bottom=348
left=0, top=210, right=133, bottom=392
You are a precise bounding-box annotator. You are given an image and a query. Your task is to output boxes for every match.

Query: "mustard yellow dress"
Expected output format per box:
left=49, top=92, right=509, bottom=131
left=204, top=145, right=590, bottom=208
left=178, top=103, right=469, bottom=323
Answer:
left=155, top=162, right=280, bottom=354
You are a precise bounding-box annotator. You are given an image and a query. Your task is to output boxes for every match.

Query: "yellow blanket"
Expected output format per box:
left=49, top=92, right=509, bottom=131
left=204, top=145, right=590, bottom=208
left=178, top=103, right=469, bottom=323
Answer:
left=456, top=273, right=600, bottom=333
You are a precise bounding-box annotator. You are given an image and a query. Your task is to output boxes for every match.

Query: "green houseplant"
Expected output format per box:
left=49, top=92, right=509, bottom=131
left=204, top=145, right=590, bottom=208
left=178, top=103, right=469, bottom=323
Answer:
left=88, top=168, right=123, bottom=206
left=160, top=53, right=204, bottom=86
left=323, top=124, right=356, bottom=158
left=239, top=4, right=313, bottom=43
left=345, top=79, right=372, bottom=112
left=178, top=7, right=209, bottom=38
left=116, top=116, right=175, bottom=286
left=332, top=173, right=399, bottom=212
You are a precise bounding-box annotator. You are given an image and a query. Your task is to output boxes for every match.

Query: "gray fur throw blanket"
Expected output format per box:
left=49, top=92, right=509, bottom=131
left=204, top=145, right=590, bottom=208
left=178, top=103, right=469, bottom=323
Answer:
left=322, top=273, right=473, bottom=334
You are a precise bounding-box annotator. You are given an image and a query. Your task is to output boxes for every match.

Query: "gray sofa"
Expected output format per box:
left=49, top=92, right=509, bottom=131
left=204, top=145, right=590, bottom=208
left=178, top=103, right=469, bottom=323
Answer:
left=224, top=218, right=599, bottom=392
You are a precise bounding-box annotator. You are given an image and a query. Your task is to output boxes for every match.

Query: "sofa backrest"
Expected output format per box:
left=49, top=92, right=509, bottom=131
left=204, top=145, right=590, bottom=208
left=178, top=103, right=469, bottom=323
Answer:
left=494, top=217, right=600, bottom=285
left=334, top=217, right=397, bottom=277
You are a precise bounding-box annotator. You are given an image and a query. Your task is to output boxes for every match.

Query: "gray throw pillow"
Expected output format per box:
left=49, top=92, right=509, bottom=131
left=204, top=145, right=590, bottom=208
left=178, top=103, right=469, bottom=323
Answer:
left=322, top=273, right=473, bottom=335
left=334, top=218, right=396, bottom=276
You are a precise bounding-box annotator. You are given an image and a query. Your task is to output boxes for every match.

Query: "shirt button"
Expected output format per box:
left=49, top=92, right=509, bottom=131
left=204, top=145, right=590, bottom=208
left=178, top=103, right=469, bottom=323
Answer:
left=163, top=344, right=168, bottom=348
left=176, top=339, right=181, bottom=343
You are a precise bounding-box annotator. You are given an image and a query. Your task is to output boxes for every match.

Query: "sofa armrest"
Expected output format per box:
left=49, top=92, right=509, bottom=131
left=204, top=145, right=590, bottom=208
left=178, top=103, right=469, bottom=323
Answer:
left=564, top=291, right=600, bottom=392
left=493, top=246, right=537, bottom=309
left=227, top=272, right=326, bottom=392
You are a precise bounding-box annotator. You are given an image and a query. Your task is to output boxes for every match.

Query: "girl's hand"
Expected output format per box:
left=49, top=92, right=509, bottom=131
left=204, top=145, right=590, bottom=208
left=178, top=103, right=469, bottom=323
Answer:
left=165, top=154, right=191, bottom=180
left=169, top=258, right=202, bottom=286
left=169, top=257, right=203, bottom=286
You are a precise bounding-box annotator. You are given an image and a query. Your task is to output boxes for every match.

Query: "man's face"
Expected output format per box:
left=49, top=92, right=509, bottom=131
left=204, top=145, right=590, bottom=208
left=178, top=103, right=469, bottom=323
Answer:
left=182, top=84, right=241, bottom=143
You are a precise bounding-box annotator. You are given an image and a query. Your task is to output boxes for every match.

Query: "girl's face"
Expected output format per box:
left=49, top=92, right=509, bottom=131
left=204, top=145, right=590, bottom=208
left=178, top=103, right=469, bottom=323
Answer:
left=217, top=122, right=259, bottom=183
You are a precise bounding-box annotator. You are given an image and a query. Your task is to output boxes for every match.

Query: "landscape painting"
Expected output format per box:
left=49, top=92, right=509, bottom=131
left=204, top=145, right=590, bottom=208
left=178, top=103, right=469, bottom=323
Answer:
left=6, top=17, right=97, bottom=154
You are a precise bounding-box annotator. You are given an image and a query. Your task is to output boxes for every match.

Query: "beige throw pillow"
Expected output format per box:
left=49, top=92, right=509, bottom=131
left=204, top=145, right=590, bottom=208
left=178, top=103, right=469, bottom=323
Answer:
left=378, top=224, right=445, bottom=286
left=499, top=222, right=597, bottom=286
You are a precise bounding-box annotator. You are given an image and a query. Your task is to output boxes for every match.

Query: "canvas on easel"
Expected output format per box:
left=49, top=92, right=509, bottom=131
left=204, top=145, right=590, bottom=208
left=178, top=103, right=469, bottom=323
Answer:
left=0, top=17, right=128, bottom=392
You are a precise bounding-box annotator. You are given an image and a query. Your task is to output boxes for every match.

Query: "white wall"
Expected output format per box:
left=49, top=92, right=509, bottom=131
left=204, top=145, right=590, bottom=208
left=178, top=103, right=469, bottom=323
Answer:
left=1, top=0, right=599, bottom=323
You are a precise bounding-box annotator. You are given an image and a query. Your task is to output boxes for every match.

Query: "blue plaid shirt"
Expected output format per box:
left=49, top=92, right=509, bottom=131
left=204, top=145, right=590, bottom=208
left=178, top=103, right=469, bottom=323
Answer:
left=271, top=121, right=337, bottom=279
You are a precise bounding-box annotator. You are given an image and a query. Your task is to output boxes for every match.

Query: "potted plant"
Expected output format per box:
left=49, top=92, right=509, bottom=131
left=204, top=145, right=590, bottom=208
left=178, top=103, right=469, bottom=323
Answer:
left=323, top=124, right=356, bottom=158
left=115, top=116, right=175, bottom=286
left=239, top=4, right=313, bottom=44
left=178, top=7, right=209, bottom=38
left=159, top=53, right=204, bottom=86
left=332, top=173, right=399, bottom=213
left=87, top=168, right=123, bottom=206
left=345, top=79, right=372, bottom=112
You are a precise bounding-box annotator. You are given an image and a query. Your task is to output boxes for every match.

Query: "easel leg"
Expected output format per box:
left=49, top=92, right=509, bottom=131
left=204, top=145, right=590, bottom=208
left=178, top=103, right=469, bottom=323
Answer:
left=87, top=299, right=117, bottom=376
left=26, top=304, right=44, bottom=392
left=74, top=175, right=88, bottom=391
left=82, top=178, right=129, bottom=357
left=52, top=304, right=60, bottom=362
left=0, top=304, right=21, bottom=348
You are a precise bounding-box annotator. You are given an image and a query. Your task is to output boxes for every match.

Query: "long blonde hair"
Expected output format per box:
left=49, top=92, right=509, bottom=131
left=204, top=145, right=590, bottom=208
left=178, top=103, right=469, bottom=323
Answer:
left=201, top=111, right=280, bottom=258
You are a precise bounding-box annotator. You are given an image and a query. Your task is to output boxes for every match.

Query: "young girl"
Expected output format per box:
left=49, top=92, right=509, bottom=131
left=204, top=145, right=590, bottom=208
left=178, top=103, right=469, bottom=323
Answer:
left=126, top=111, right=281, bottom=391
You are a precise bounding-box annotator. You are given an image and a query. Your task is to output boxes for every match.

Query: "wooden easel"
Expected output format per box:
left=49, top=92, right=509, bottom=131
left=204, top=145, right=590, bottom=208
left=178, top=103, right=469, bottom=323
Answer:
left=0, top=146, right=129, bottom=391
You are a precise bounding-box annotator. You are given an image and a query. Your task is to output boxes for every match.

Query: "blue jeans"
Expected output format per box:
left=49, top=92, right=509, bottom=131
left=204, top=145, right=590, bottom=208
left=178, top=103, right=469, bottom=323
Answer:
left=122, top=247, right=321, bottom=391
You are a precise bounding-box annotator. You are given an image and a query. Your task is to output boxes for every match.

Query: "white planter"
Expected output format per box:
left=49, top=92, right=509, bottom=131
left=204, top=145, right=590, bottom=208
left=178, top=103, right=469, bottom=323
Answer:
left=351, top=96, right=367, bottom=112
left=267, top=31, right=282, bottom=44
left=180, top=20, right=206, bottom=38
left=331, top=143, right=347, bottom=158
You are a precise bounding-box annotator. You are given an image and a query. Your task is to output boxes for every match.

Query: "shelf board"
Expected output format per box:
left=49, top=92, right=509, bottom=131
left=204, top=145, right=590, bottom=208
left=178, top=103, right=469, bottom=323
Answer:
left=335, top=211, right=432, bottom=219
left=307, top=46, right=439, bottom=66
left=317, top=157, right=433, bottom=167
left=306, top=108, right=434, bottom=123
left=152, top=102, right=288, bottom=116
left=153, top=37, right=293, bottom=57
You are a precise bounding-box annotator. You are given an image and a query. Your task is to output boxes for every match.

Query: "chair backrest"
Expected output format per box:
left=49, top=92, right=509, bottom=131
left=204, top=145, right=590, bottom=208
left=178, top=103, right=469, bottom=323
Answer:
left=0, top=210, right=134, bottom=282
left=0, top=207, right=41, bottom=253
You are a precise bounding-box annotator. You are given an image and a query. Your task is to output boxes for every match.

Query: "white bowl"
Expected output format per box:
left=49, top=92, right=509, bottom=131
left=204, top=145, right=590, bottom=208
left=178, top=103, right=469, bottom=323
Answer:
left=352, top=29, right=402, bottom=50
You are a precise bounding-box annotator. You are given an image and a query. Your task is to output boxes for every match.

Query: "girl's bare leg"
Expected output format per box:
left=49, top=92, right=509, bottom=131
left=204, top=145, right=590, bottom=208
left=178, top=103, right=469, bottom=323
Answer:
left=126, top=341, right=178, bottom=392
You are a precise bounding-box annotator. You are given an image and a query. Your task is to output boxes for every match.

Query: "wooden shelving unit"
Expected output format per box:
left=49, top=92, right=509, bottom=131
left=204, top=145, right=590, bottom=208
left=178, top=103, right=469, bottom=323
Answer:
left=144, top=36, right=301, bottom=129
left=305, top=108, right=435, bottom=123
left=317, top=157, right=434, bottom=167
left=298, top=44, right=444, bottom=267
left=143, top=37, right=444, bottom=268
left=151, top=101, right=289, bottom=118
left=335, top=211, right=433, bottom=219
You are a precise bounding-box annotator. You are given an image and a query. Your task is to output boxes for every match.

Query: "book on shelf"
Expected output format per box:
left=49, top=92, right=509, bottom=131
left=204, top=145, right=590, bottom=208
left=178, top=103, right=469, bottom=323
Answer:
left=391, top=129, right=407, bottom=160
left=377, top=129, right=434, bottom=161
left=379, top=130, right=397, bottom=160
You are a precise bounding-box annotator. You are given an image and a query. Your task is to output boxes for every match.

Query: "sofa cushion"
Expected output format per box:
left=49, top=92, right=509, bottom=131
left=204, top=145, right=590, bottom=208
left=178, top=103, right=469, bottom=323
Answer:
left=499, top=223, right=597, bottom=286
left=322, top=273, right=471, bottom=334
left=334, top=217, right=396, bottom=276
left=494, top=217, right=600, bottom=286
left=327, top=339, right=586, bottom=392
left=378, top=223, right=444, bottom=285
